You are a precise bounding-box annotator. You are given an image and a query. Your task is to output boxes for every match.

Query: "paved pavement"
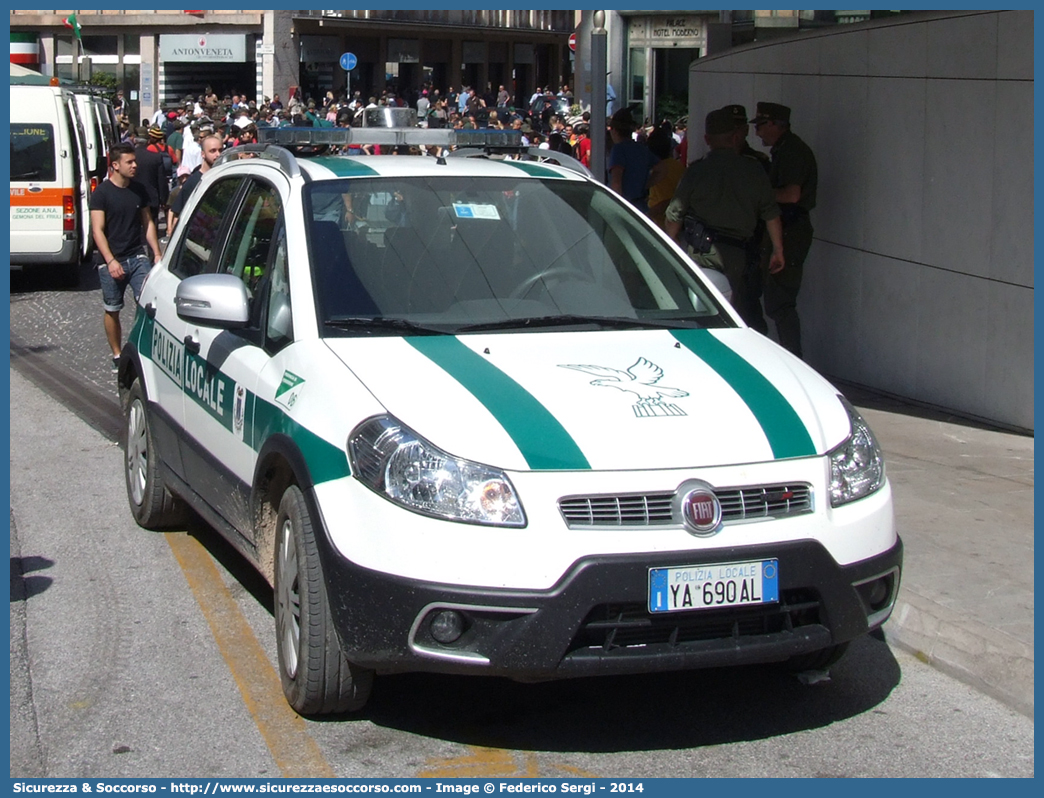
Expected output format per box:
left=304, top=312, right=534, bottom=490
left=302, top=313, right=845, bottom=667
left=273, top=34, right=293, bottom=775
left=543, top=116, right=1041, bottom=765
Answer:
left=835, top=382, right=1034, bottom=719
left=8, top=267, right=1035, bottom=720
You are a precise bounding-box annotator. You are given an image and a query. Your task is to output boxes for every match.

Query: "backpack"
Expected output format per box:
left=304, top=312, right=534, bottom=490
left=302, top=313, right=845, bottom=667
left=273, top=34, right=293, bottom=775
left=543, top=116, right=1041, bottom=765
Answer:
left=148, top=143, right=175, bottom=189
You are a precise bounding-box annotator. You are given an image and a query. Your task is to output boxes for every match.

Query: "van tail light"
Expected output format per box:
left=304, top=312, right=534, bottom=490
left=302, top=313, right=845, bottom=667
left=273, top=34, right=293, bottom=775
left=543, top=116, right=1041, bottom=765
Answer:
left=63, top=194, right=76, bottom=232
left=90, top=176, right=98, bottom=193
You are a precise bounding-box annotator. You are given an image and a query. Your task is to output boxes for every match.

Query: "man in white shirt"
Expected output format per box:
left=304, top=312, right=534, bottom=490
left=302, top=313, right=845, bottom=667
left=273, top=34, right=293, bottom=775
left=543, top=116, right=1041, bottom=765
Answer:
left=178, top=123, right=204, bottom=178
left=416, top=91, right=430, bottom=126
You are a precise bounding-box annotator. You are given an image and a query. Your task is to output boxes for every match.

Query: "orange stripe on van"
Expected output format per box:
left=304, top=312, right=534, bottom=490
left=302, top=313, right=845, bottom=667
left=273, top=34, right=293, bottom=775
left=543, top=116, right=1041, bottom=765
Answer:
left=10, top=188, right=67, bottom=206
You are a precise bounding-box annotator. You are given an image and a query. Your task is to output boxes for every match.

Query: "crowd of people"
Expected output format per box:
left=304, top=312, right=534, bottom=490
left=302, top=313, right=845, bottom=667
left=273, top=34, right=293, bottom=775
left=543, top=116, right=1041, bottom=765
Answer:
left=98, top=82, right=814, bottom=367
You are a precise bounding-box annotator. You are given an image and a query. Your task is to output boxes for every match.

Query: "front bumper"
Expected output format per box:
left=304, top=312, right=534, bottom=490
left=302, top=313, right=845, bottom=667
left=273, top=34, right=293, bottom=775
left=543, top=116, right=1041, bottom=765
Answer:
left=312, top=499, right=902, bottom=678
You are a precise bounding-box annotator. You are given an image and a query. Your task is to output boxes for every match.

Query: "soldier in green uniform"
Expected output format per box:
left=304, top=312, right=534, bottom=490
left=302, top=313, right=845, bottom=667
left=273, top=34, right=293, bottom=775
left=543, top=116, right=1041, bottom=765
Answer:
left=665, top=109, right=784, bottom=308
left=722, top=103, right=770, bottom=331
left=751, top=101, right=817, bottom=359
left=723, top=103, right=770, bottom=173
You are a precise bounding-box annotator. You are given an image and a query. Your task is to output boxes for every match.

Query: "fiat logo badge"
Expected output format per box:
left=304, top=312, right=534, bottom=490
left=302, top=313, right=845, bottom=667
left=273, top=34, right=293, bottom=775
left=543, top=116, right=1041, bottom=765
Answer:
left=681, top=486, right=721, bottom=535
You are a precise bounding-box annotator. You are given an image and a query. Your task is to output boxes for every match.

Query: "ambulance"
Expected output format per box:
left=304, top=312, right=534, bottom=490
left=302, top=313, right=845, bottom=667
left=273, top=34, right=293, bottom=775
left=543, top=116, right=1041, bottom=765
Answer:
left=71, top=87, right=120, bottom=192
left=10, top=80, right=93, bottom=280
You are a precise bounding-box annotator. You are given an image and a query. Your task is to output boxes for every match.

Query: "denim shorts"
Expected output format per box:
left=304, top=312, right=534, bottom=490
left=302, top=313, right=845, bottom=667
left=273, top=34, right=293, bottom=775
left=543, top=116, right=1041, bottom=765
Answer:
left=99, top=252, right=152, bottom=312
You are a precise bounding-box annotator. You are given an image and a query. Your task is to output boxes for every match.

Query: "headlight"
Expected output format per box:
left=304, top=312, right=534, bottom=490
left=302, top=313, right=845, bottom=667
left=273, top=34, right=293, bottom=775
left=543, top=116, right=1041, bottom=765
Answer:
left=348, top=415, right=525, bottom=527
left=828, top=397, right=886, bottom=507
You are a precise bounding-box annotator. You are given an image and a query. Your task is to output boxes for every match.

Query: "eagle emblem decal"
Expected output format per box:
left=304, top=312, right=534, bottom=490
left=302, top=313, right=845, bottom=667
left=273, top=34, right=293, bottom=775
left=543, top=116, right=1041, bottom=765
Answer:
left=560, top=358, right=688, bottom=417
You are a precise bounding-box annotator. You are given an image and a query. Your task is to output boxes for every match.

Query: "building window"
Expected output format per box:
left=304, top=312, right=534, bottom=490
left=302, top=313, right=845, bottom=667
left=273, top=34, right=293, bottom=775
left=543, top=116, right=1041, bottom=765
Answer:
left=628, top=47, right=646, bottom=111
left=81, top=35, right=119, bottom=57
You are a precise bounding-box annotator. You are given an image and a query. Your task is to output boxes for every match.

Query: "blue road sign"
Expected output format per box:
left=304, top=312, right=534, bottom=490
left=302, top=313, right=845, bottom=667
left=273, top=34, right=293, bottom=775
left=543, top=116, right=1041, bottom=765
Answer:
left=340, top=52, right=357, bottom=71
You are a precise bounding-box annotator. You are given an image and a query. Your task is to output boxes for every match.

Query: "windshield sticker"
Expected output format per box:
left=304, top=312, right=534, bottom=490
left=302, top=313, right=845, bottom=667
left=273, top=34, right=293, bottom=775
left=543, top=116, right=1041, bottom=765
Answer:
left=452, top=203, right=501, bottom=220
left=560, top=358, right=688, bottom=418
left=275, top=370, right=305, bottom=410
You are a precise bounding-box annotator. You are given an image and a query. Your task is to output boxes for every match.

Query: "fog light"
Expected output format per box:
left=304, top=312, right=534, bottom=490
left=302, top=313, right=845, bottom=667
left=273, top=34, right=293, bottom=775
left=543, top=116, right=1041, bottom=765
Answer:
left=866, top=577, right=889, bottom=608
left=430, top=610, right=465, bottom=644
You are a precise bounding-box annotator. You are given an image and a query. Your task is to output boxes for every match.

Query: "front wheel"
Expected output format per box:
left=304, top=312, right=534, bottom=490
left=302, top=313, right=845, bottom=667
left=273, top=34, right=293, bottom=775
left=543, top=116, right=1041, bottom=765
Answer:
left=274, top=485, right=373, bottom=715
left=124, top=380, right=185, bottom=529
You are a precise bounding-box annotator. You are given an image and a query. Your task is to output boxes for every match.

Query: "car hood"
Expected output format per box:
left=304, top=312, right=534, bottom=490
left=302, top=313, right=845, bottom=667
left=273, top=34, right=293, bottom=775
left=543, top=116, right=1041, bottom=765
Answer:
left=324, top=328, right=851, bottom=472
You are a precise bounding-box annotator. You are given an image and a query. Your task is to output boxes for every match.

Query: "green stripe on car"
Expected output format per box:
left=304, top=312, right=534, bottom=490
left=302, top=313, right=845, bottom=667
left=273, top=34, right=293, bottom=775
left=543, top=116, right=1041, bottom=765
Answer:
left=250, top=395, right=351, bottom=484
left=671, top=329, right=816, bottom=459
left=133, top=311, right=349, bottom=484
left=406, top=336, right=590, bottom=470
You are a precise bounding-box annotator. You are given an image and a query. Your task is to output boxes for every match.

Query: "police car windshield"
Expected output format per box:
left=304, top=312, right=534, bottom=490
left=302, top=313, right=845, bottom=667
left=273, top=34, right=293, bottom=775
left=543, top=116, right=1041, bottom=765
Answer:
left=305, top=176, right=732, bottom=336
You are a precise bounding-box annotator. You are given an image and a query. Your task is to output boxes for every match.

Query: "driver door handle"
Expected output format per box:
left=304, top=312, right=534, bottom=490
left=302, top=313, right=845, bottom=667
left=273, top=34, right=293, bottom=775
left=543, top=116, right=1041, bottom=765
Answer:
left=183, top=335, right=200, bottom=355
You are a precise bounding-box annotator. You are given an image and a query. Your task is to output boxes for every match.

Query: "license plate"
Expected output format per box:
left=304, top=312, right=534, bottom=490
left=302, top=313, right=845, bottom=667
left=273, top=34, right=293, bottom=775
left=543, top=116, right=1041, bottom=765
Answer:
left=648, top=559, right=779, bottom=613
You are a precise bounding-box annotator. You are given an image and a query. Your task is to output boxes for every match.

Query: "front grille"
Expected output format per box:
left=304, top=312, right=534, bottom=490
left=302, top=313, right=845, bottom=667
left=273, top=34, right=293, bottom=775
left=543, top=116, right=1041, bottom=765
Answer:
left=559, top=483, right=812, bottom=528
left=568, top=589, right=823, bottom=652
left=718, top=484, right=813, bottom=520
left=559, top=494, right=675, bottom=526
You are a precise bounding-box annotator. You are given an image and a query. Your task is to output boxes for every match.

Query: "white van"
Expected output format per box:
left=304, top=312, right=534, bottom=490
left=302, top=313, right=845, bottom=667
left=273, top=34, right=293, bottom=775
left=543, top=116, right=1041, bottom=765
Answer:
left=10, top=81, right=93, bottom=279
left=71, top=88, right=119, bottom=192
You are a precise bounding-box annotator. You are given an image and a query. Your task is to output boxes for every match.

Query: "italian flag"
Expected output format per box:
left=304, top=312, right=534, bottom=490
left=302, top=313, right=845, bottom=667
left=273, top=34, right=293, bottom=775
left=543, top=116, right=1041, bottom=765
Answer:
left=10, top=32, right=38, bottom=65
left=62, top=13, right=82, bottom=40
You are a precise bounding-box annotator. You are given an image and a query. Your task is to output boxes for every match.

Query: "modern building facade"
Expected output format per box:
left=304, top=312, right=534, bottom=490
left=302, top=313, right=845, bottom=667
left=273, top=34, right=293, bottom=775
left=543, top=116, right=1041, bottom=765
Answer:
left=570, top=10, right=906, bottom=125
left=684, top=10, right=1033, bottom=431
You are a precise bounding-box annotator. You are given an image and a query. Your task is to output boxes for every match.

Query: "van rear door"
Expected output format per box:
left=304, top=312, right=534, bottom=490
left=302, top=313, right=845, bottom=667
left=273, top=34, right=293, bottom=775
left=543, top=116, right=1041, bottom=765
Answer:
left=10, top=121, right=65, bottom=259
left=65, top=94, right=92, bottom=259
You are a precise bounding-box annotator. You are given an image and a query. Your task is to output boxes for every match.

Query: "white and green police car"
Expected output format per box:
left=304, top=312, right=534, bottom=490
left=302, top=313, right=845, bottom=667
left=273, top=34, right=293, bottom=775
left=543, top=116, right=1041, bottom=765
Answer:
left=120, top=127, right=901, bottom=715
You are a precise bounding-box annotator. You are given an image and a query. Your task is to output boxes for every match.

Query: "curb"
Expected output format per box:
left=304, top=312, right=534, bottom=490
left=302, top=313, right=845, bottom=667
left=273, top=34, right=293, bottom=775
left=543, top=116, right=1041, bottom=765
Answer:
left=883, top=588, right=1034, bottom=720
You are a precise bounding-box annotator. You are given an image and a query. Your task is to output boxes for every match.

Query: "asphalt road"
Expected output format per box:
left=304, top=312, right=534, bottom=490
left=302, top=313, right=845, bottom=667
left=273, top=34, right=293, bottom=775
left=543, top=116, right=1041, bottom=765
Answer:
left=8, top=266, right=1034, bottom=779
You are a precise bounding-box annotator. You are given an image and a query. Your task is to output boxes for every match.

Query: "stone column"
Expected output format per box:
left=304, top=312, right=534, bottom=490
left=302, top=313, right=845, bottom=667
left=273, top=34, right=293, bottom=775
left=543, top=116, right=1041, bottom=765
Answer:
left=264, top=10, right=299, bottom=105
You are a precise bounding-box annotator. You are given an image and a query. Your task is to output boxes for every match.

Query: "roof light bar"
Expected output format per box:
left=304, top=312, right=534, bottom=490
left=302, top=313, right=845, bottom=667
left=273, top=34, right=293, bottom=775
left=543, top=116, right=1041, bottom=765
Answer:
left=256, top=126, right=524, bottom=150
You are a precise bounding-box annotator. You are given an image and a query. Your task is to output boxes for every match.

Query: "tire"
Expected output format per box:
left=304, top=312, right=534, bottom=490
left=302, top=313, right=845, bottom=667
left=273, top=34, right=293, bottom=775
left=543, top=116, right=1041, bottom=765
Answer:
left=124, top=380, right=186, bottom=529
left=274, top=485, right=374, bottom=715
left=785, top=641, right=850, bottom=672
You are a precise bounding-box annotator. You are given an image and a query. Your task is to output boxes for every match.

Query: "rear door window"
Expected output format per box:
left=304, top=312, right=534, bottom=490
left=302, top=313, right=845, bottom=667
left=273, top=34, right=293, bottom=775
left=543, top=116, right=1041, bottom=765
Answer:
left=11, top=124, right=56, bottom=182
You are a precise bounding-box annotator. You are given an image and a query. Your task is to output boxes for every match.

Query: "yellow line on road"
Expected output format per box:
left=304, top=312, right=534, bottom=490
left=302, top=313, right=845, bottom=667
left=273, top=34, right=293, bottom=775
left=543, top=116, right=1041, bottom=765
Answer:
left=417, top=747, right=600, bottom=779
left=167, top=531, right=336, bottom=778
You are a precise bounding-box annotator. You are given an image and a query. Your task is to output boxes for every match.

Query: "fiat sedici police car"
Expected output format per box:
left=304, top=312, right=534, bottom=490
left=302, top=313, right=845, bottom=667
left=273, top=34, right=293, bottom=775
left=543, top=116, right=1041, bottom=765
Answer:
left=120, top=125, right=901, bottom=715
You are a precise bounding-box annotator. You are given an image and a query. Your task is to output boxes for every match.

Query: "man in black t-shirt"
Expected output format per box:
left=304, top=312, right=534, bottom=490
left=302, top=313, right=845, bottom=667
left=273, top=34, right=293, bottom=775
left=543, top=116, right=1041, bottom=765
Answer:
left=132, top=129, right=169, bottom=231
left=90, top=142, right=163, bottom=372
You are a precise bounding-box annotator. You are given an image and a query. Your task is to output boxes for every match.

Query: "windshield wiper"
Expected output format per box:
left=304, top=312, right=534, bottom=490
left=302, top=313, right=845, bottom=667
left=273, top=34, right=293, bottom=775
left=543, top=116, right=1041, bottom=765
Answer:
left=455, top=315, right=701, bottom=333
left=324, top=316, right=448, bottom=336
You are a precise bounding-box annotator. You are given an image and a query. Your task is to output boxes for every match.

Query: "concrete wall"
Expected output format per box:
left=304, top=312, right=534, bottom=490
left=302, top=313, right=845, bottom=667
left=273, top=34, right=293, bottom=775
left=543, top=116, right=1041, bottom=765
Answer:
left=687, top=10, right=1033, bottom=431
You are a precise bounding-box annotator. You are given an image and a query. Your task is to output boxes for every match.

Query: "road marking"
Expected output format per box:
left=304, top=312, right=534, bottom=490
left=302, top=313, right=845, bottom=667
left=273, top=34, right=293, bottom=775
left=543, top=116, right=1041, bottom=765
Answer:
left=166, top=531, right=336, bottom=778
left=417, top=746, right=600, bottom=779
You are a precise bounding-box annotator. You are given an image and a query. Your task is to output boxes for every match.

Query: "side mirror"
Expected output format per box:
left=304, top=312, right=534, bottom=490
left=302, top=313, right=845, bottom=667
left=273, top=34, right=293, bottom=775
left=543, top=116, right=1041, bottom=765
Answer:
left=175, top=273, right=250, bottom=328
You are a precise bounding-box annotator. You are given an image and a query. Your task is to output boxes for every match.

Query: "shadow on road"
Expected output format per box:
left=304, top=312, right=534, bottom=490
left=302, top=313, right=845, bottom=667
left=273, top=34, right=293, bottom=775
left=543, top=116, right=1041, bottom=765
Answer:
left=10, top=260, right=100, bottom=296
left=350, top=635, right=900, bottom=751
left=181, top=510, right=902, bottom=751
left=10, top=555, right=55, bottom=601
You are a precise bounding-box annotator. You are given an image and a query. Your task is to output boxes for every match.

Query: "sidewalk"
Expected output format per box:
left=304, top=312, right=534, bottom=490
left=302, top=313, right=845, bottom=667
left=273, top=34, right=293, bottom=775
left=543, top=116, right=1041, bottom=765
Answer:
left=838, top=382, right=1034, bottom=719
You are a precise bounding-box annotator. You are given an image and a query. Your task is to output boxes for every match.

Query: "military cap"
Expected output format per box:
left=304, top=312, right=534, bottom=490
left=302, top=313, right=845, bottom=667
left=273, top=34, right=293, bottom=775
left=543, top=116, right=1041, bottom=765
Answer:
left=721, top=104, right=749, bottom=125
left=704, top=107, right=737, bottom=136
left=750, top=102, right=791, bottom=125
